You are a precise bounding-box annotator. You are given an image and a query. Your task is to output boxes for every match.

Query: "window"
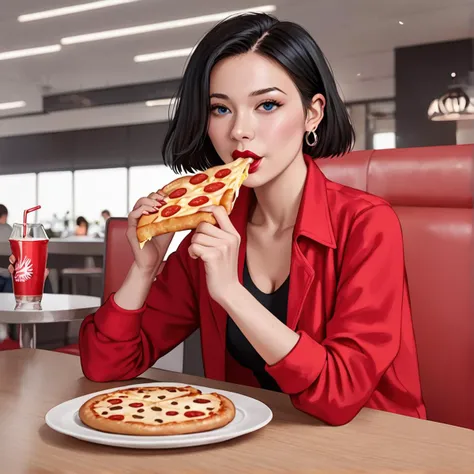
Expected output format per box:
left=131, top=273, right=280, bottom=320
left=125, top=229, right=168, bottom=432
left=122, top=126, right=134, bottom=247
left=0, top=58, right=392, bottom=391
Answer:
left=129, top=165, right=189, bottom=258
left=373, top=132, right=396, bottom=150
left=0, top=173, right=37, bottom=226
left=37, top=171, right=73, bottom=228
left=128, top=165, right=181, bottom=212
left=74, top=168, right=127, bottom=225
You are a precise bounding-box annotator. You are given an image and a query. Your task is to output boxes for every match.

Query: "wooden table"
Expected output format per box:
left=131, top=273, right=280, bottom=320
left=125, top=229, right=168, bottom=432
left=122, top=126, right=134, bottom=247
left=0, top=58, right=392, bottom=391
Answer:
left=1, top=349, right=473, bottom=473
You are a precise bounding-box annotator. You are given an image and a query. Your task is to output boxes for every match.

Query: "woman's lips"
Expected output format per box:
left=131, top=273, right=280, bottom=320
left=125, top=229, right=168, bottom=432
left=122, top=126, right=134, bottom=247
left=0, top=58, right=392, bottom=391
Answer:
left=232, top=150, right=262, bottom=160
left=231, top=150, right=263, bottom=174
left=248, top=159, right=262, bottom=174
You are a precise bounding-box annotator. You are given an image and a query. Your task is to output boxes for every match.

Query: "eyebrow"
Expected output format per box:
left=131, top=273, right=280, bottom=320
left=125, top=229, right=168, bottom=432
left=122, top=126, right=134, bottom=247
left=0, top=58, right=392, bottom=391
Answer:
left=210, top=87, right=286, bottom=100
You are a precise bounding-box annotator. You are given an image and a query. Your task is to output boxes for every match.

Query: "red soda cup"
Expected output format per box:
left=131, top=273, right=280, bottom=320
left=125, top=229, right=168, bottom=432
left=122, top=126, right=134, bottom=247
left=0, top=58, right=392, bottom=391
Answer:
left=9, top=207, right=49, bottom=304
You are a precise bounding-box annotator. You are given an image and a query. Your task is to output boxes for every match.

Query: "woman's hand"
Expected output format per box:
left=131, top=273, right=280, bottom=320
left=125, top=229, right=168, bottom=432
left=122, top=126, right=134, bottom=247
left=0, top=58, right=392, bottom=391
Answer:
left=127, top=191, right=175, bottom=277
left=188, top=205, right=241, bottom=303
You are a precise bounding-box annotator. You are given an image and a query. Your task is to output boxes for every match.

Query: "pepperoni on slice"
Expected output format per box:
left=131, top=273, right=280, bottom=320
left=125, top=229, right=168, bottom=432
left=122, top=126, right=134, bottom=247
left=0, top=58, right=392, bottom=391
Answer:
left=169, top=188, right=187, bottom=199
left=108, top=415, right=124, bottom=421
left=204, top=182, right=225, bottom=193
left=129, top=402, right=144, bottom=408
left=188, top=196, right=209, bottom=207
left=161, top=205, right=181, bottom=218
left=166, top=411, right=179, bottom=416
left=193, top=398, right=211, bottom=404
left=215, top=168, right=231, bottom=179
left=184, top=411, right=205, bottom=418
left=108, top=399, right=123, bottom=405
left=190, top=173, right=208, bottom=185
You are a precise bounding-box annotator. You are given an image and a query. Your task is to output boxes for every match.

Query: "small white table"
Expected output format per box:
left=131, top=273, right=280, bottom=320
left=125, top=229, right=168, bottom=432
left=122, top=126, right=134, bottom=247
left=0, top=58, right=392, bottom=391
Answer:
left=0, top=293, right=101, bottom=349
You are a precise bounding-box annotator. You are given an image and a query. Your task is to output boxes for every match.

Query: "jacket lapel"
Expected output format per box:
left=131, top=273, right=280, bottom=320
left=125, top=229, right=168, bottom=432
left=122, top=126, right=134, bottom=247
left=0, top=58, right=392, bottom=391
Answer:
left=287, top=156, right=337, bottom=330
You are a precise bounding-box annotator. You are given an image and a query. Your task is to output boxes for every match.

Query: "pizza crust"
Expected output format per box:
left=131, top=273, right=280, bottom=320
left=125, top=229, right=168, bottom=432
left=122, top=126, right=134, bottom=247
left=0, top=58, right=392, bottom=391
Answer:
left=78, top=386, right=236, bottom=436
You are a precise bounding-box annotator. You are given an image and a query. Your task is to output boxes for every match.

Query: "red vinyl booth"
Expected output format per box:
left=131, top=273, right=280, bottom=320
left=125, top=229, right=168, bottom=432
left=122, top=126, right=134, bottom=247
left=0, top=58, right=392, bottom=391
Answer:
left=318, top=144, right=473, bottom=430
left=58, top=144, right=474, bottom=430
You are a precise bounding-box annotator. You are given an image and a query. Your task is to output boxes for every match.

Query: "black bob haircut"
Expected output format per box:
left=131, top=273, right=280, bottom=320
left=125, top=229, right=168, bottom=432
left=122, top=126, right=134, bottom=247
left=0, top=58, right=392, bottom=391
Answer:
left=162, top=13, right=354, bottom=174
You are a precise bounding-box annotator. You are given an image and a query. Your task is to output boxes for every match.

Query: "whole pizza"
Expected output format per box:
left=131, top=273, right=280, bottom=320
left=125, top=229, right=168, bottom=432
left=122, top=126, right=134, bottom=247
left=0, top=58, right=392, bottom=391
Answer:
left=79, top=385, right=236, bottom=436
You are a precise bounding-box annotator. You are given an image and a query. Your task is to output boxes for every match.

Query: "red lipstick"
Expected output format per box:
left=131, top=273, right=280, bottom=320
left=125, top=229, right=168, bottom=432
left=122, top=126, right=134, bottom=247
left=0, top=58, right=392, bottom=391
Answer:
left=232, top=150, right=262, bottom=160
left=232, top=150, right=263, bottom=174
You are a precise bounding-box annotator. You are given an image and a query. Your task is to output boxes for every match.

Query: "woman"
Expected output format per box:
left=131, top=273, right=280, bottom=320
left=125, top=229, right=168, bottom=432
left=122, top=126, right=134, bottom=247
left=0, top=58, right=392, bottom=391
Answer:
left=78, top=13, right=426, bottom=425
left=75, top=216, right=89, bottom=236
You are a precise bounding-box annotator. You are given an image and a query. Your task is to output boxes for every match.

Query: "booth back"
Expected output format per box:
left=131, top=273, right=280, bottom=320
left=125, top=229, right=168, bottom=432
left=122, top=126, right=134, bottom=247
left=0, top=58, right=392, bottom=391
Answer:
left=318, top=144, right=474, bottom=430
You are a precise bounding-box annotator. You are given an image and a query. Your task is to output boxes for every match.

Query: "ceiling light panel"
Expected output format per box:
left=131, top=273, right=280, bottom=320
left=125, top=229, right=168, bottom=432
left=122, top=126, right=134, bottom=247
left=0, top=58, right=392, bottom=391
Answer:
left=18, top=0, right=142, bottom=22
left=61, top=5, right=277, bottom=44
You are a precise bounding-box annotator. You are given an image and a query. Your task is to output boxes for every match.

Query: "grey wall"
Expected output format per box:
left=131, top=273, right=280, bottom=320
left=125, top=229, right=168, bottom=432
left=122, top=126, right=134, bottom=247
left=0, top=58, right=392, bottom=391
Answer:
left=0, top=122, right=169, bottom=175
left=395, top=38, right=473, bottom=148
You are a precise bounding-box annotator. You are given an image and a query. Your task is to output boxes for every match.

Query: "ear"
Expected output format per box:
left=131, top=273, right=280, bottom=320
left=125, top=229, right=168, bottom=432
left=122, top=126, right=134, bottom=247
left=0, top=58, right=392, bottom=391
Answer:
left=305, top=93, right=326, bottom=132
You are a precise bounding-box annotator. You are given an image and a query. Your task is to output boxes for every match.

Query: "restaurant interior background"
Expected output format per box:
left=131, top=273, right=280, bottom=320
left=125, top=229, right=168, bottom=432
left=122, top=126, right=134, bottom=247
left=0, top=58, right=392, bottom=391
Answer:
left=0, top=0, right=473, bottom=373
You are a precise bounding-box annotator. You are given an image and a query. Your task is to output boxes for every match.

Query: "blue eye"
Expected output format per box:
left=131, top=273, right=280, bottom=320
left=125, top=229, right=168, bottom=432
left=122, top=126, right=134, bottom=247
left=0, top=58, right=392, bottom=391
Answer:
left=213, top=106, right=229, bottom=115
left=260, top=101, right=280, bottom=112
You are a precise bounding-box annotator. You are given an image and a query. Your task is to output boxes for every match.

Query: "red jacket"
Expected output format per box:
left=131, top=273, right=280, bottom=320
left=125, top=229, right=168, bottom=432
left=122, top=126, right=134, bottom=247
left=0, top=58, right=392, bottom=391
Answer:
left=79, top=154, right=426, bottom=426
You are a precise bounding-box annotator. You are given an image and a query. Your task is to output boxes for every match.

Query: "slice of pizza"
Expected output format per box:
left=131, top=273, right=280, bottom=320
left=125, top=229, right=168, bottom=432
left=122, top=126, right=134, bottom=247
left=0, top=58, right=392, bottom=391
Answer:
left=136, top=157, right=253, bottom=248
left=78, top=385, right=236, bottom=436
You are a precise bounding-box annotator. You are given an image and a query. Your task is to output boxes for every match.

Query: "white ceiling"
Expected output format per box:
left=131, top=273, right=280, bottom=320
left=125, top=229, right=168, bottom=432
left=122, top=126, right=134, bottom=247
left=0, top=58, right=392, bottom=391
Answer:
left=0, top=0, right=473, bottom=134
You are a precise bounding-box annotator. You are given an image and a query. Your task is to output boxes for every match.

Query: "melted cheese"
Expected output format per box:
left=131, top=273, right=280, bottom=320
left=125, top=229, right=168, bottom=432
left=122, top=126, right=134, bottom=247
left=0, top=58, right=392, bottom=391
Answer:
left=94, top=392, right=221, bottom=425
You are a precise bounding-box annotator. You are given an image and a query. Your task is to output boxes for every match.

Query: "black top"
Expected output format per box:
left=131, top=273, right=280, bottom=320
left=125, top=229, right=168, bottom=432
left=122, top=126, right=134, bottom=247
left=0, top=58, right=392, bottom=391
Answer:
left=226, top=259, right=290, bottom=392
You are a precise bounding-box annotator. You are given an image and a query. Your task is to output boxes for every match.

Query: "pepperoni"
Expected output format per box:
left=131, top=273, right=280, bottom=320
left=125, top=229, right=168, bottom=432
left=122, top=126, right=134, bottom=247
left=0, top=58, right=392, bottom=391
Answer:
left=129, top=402, right=144, bottom=408
left=166, top=389, right=177, bottom=392
left=161, top=205, right=181, bottom=218
left=215, top=168, right=231, bottom=179
left=108, top=415, right=124, bottom=421
left=204, top=182, right=225, bottom=193
left=166, top=411, right=179, bottom=416
left=193, top=398, right=211, bottom=404
left=188, top=196, right=209, bottom=207
left=184, top=411, right=205, bottom=418
left=169, top=188, right=187, bottom=199
left=190, top=173, right=208, bottom=185
left=108, top=399, right=123, bottom=405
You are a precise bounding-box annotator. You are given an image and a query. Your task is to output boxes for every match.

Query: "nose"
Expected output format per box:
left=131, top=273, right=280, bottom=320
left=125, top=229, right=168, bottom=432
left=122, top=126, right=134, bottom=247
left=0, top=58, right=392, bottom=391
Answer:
left=230, top=111, right=255, bottom=142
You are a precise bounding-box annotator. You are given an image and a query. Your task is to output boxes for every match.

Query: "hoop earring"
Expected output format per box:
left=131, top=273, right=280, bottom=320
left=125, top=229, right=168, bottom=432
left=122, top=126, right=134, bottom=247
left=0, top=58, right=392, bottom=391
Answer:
left=305, top=129, right=318, bottom=147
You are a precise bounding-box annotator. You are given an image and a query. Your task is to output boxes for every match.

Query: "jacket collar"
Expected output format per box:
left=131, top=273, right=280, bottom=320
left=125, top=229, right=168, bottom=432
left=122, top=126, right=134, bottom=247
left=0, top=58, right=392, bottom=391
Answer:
left=230, top=154, right=337, bottom=249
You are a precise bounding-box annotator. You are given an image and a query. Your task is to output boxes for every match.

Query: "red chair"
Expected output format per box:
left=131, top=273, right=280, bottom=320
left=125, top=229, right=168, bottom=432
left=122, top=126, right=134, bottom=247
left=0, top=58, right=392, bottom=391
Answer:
left=55, top=218, right=165, bottom=356
left=318, top=144, right=474, bottom=430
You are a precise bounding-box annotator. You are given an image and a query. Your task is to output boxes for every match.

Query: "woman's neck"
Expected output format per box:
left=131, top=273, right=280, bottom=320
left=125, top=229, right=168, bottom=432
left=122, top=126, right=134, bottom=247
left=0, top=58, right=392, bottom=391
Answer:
left=250, top=153, right=308, bottom=232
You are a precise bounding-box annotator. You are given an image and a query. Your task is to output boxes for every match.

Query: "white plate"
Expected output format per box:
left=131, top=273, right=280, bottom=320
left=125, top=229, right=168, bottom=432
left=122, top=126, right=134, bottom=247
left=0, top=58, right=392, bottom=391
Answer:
left=45, top=382, right=273, bottom=449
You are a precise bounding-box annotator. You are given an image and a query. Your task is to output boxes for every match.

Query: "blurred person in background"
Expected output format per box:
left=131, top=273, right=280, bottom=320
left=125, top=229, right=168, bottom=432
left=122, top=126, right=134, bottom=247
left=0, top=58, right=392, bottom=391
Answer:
left=0, top=205, right=13, bottom=297
left=101, top=210, right=111, bottom=221
left=75, top=216, right=89, bottom=236
left=0, top=204, right=12, bottom=241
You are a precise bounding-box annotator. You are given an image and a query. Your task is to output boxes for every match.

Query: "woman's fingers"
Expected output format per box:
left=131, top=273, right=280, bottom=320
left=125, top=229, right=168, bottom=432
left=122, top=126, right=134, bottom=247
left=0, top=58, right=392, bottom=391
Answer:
left=191, top=232, right=221, bottom=248
left=148, top=190, right=167, bottom=201
left=133, top=196, right=166, bottom=211
left=129, top=205, right=160, bottom=224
